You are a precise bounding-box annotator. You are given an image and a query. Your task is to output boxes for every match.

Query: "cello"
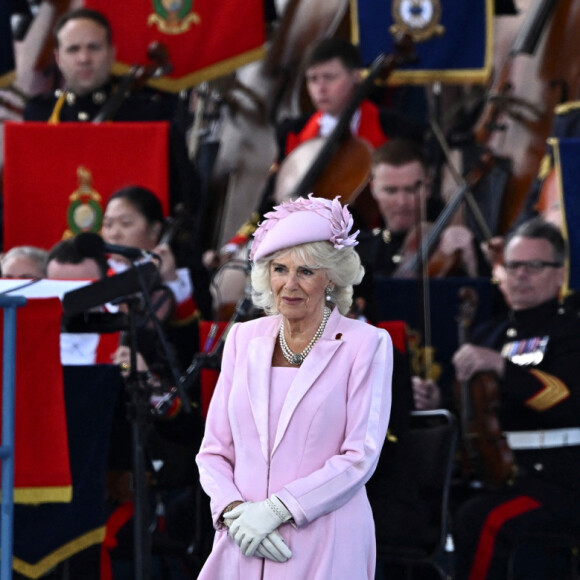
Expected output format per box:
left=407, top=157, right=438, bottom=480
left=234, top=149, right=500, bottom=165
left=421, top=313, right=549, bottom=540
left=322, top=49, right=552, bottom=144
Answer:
left=272, top=34, right=417, bottom=225
left=453, top=286, right=516, bottom=489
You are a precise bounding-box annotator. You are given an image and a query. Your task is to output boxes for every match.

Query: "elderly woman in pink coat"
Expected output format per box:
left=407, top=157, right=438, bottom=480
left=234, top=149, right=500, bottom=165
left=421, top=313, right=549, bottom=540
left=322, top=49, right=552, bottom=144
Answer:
left=196, top=194, right=393, bottom=579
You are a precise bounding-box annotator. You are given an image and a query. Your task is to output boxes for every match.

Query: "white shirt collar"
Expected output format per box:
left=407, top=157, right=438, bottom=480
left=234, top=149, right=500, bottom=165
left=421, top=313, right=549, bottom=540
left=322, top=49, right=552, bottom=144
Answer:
left=318, top=108, right=361, bottom=137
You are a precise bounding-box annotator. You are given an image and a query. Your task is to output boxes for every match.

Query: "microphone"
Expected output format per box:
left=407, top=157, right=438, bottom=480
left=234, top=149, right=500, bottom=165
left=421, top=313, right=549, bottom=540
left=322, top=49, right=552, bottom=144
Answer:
left=74, top=232, right=159, bottom=261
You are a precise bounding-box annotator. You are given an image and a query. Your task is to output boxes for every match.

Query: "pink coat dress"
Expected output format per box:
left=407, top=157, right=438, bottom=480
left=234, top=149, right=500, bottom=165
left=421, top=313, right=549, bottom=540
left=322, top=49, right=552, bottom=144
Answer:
left=196, top=307, right=393, bottom=579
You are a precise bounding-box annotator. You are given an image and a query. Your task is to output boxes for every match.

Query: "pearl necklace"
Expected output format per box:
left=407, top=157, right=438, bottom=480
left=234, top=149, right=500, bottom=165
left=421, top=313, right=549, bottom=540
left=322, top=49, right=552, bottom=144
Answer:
left=279, top=307, right=331, bottom=366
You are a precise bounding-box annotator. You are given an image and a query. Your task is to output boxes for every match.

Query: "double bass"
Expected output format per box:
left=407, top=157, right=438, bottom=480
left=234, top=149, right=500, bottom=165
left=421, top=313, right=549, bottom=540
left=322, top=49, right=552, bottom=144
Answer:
left=453, top=286, right=516, bottom=488
left=473, top=0, right=580, bottom=233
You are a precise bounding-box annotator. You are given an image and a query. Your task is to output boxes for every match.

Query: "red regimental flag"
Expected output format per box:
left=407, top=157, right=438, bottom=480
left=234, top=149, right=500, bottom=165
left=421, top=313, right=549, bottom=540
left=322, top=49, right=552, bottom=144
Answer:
left=3, top=122, right=169, bottom=250
left=0, top=298, right=71, bottom=503
left=84, top=0, right=266, bottom=92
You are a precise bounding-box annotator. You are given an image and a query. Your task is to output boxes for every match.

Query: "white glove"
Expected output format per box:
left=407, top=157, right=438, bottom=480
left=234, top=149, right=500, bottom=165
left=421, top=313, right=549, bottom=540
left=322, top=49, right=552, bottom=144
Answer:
left=228, top=496, right=292, bottom=557
left=255, top=530, right=293, bottom=562
left=222, top=501, right=248, bottom=528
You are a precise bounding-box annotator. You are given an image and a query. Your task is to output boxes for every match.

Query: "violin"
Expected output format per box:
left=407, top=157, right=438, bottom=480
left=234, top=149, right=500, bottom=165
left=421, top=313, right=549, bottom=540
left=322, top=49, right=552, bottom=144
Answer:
left=453, top=286, right=516, bottom=489
left=393, top=222, right=463, bottom=279
left=114, top=205, right=190, bottom=336
left=158, top=203, right=192, bottom=246
left=393, top=155, right=494, bottom=278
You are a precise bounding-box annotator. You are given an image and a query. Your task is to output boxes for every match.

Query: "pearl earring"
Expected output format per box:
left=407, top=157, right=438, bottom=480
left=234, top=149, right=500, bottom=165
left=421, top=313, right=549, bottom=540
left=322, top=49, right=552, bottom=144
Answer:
left=326, top=286, right=332, bottom=301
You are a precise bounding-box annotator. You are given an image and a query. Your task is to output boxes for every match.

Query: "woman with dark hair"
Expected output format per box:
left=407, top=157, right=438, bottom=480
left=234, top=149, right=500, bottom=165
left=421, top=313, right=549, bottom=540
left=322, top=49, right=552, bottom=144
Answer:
left=103, top=185, right=212, bottom=364
left=104, top=186, right=185, bottom=312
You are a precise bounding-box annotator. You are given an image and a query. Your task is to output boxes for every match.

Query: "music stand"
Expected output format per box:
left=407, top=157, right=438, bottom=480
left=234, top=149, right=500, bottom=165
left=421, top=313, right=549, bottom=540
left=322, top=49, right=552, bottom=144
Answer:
left=62, top=262, right=158, bottom=316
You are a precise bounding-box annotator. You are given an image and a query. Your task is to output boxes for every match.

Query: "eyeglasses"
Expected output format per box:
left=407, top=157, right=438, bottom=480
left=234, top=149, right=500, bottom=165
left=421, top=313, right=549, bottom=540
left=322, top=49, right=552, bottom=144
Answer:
left=503, top=260, right=563, bottom=275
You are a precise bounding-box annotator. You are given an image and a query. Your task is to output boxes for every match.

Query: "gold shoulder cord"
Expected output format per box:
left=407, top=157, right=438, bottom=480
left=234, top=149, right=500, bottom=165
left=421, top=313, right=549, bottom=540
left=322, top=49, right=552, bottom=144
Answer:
left=48, top=93, right=66, bottom=125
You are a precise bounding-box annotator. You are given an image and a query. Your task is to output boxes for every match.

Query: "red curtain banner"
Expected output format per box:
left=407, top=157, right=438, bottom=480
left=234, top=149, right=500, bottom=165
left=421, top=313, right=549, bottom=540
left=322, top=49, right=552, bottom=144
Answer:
left=3, top=122, right=169, bottom=250
left=84, top=1, right=266, bottom=92
left=0, top=298, right=71, bottom=503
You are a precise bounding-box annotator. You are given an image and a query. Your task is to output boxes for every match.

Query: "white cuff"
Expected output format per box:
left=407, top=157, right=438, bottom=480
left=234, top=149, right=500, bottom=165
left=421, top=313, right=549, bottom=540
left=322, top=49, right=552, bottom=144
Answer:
left=164, top=268, right=193, bottom=304
left=267, top=495, right=292, bottom=523
left=220, top=242, right=239, bottom=255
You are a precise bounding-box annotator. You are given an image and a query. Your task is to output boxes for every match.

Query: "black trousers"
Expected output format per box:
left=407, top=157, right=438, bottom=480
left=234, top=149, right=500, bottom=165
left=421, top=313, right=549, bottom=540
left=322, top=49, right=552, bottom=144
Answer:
left=453, top=478, right=580, bottom=579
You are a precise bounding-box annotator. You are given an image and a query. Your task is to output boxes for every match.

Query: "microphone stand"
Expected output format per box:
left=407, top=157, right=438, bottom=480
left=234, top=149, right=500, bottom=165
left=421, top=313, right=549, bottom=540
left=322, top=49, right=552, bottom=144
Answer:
left=154, top=257, right=256, bottom=417
left=181, top=284, right=254, bottom=392
left=122, top=261, right=193, bottom=580
left=132, top=262, right=192, bottom=415
left=180, top=259, right=255, bottom=394
left=123, top=295, right=151, bottom=580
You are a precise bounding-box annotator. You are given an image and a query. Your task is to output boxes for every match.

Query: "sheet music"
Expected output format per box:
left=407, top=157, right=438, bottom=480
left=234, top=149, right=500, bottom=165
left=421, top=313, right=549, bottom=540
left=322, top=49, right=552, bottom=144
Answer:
left=0, top=278, right=92, bottom=299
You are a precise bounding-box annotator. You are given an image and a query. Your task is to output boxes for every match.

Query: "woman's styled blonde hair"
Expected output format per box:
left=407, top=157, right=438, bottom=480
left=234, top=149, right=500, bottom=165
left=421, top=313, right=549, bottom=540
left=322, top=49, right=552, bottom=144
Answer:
left=250, top=241, right=364, bottom=316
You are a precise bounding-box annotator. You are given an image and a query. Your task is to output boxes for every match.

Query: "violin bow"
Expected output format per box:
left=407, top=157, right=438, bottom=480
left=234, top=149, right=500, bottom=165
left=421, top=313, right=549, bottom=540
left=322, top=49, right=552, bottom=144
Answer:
left=428, top=118, right=494, bottom=242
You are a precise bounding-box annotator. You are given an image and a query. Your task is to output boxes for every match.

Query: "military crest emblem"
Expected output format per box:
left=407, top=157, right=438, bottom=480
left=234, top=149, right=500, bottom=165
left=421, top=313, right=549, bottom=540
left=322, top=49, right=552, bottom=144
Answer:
left=390, top=0, right=445, bottom=43
left=64, top=166, right=103, bottom=239
left=148, top=0, right=201, bottom=35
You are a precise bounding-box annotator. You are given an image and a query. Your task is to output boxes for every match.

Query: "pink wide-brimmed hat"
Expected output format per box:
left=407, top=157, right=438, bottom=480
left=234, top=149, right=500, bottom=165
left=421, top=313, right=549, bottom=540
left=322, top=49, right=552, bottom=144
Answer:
left=250, top=194, right=359, bottom=262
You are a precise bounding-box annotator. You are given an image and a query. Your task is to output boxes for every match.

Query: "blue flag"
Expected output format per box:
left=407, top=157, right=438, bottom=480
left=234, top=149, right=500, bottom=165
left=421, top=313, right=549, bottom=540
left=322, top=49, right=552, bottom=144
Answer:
left=0, top=1, right=15, bottom=88
left=351, top=0, right=493, bottom=84
left=554, top=137, right=580, bottom=292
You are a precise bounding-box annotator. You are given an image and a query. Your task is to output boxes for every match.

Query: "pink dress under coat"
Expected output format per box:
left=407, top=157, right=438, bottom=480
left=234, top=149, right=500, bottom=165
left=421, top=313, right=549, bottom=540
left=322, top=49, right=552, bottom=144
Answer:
left=196, top=307, right=393, bottom=579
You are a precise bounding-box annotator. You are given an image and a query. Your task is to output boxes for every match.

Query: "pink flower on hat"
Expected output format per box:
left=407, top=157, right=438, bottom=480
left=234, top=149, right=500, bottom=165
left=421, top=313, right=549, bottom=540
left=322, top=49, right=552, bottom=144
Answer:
left=250, top=194, right=359, bottom=261
left=327, top=196, right=359, bottom=250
